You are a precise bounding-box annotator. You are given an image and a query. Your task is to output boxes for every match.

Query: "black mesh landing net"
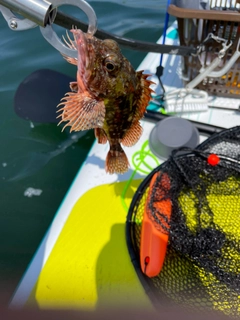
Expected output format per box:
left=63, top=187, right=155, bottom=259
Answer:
left=127, top=126, right=240, bottom=317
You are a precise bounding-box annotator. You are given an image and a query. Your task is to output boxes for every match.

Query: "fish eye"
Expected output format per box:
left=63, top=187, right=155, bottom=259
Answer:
left=103, top=56, right=118, bottom=73
left=105, top=62, right=115, bottom=71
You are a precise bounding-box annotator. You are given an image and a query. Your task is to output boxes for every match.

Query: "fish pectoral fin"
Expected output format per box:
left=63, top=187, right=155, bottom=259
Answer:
left=105, top=143, right=129, bottom=174
left=121, top=121, right=143, bottom=147
left=94, top=128, right=108, bottom=144
left=57, top=92, right=105, bottom=132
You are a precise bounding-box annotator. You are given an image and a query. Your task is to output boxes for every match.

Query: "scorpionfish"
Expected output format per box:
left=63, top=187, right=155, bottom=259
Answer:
left=57, top=29, right=153, bottom=174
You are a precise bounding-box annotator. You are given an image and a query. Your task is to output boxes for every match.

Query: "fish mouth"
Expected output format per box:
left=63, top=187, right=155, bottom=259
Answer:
left=71, top=29, right=91, bottom=90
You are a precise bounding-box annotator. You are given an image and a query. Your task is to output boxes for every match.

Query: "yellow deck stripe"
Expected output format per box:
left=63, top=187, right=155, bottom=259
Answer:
left=26, top=180, right=152, bottom=310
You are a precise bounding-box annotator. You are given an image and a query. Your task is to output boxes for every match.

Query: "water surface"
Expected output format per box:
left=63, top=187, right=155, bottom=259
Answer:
left=0, top=0, right=168, bottom=301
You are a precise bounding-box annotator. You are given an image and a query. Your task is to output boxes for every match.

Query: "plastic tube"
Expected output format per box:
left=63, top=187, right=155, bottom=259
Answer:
left=186, top=57, right=222, bottom=89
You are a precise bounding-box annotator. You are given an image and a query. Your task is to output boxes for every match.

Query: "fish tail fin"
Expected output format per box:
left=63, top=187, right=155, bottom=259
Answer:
left=106, top=143, right=129, bottom=174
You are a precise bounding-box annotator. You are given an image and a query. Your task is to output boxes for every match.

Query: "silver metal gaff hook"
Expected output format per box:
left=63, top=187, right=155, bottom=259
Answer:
left=40, top=0, right=97, bottom=59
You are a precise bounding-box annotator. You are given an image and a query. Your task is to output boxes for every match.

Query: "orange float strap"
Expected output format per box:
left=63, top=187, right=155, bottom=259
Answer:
left=140, top=171, right=172, bottom=277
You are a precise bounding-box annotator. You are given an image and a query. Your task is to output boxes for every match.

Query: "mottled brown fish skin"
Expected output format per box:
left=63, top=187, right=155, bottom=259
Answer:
left=57, top=29, right=154, bottom=174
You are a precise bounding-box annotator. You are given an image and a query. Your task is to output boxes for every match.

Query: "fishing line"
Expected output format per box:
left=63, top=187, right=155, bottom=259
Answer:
left=54, top=11, right=197, bottom=56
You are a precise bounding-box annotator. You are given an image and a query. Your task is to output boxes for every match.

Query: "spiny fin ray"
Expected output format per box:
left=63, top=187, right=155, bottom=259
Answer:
left=61, top=30, right=78, bottom=65
left=133, top=71, right=155, bottom=121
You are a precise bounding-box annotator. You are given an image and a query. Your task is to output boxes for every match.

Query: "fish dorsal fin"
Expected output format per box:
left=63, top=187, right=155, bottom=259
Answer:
left=134, top=71, right=154, bottom=121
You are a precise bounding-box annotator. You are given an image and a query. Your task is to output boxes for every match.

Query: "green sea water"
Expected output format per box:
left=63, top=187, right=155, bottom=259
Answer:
left=0, top=0, right=168, bottom=302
